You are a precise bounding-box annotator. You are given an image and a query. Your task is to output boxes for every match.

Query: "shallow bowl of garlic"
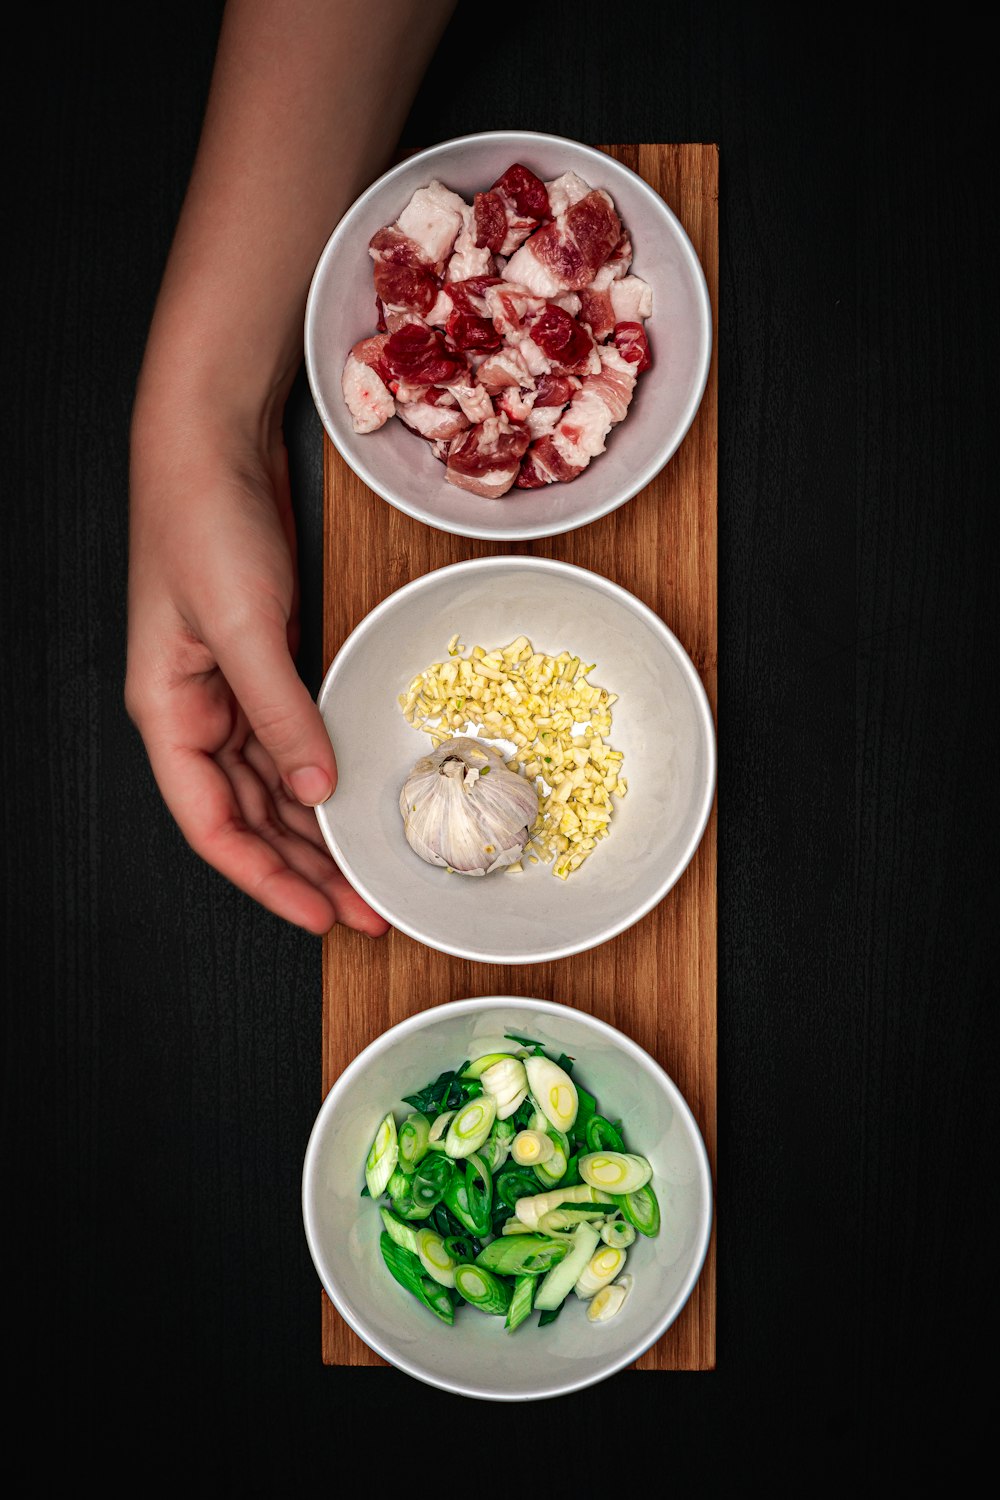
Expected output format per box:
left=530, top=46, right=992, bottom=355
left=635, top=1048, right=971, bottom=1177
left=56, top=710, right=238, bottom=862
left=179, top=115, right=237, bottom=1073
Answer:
left=304, top=129, right=712, bottom=540
left=314, top=556, right=715, bottom=964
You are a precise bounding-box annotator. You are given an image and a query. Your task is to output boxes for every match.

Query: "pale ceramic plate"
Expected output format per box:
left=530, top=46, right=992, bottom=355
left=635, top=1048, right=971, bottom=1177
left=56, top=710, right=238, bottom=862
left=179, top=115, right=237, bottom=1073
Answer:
left=304, top=129, right=712, bottom=540
left=301, top=995, right=714, bottom=1402
left=314, top=555, right=716, bottom=964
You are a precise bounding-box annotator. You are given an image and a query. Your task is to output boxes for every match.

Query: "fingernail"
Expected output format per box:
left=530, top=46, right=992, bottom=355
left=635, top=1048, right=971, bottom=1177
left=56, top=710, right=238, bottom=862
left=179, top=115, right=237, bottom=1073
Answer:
left=289, top=766, right=334, bottom=806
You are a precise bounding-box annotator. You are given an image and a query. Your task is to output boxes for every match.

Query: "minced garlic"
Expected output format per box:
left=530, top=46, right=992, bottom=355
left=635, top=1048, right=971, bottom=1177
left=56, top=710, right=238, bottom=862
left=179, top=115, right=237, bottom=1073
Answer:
left=398, top=635, right=627, bottom=879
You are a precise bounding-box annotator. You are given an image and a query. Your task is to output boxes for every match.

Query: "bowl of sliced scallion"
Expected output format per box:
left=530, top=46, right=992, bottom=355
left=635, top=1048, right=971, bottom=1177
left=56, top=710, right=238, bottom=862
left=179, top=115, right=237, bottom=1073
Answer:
left=302, top=995, right=713, bottom=1401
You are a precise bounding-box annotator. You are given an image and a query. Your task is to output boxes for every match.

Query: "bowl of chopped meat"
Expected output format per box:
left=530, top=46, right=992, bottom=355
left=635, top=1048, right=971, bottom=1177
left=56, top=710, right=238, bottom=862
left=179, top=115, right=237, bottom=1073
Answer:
left=304, top=131, right=712, bottom=541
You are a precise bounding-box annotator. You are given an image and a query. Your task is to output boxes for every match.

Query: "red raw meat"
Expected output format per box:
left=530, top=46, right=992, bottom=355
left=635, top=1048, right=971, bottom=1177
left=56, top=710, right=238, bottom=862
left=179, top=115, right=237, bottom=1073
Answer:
left=446, top=276, right=502, bottom=316
left=578, top=286, right=616, bottom=340
left=529, top=305, right=595, bottom=372
left=533, top=372, right=578, bottom=407
left=612, top=321, right=652, bottom=373
left=492, top=164, right=550, bottom=221
left=372, top=260, right=438, bottom=316
left=383, top=324, right=466, bottom=384
left=375, top=296, right=387, bottom=333
left=474, top=191, right=507, bottom=253
left=565, top=192, right=622, bottom=275
left=446, top=416, right=530, bottom=498
left=369, top=225, right=427, bottom=267
left=446, top=311, right=502, bottom=352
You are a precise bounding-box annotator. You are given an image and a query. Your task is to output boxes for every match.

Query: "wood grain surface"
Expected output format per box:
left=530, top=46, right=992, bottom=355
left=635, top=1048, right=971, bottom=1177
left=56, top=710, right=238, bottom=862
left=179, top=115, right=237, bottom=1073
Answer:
left=321, top=143, right=718, bottom=1370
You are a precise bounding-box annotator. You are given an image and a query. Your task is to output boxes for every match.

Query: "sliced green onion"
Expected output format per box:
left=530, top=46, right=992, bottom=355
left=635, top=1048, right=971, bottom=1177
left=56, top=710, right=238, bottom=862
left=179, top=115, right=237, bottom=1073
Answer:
left=585, top=1114, right=625, bottom=1153
left=398, top=1112, right=431, bottom=1171
left=379, top=1232, right=453, bottom=1324
left=587, top=1280, right=629, bottom=1322
left=524, top=1056, right=578, bottom=1133
left=454, top=1263, right=512, bottom=1316
left=460, top=1047, right=524, bottom=1079
left=379, top=1207, right=420, bottom=1253
left=615, top=1182, right=661, bottom=1237
left=475, top=1235, right=569, bottom=1277
left=532, top=1135, right=569, bottom=1188
left=478, top=1118, right=515, bottom=1173
left=411, top=1152, right=456, bottom=1208
left=495, top=1165, right=544, bottom=1209
left=387, top=1168, right=434, bottom=1221
left=415, top=1228, right=457, bottom=1288
left=600, top=1218, right=636, bottom=1249
left=511, top=1129, right=555, bottom=1166
left=480, top=1057, right=529, bottom=1120
left=574, top=1244, right=628, bottom=1299
left=445, top=1095, right=497, bottom=1159
left=578, top=1151, right=652, bottom=1195
left=443, top=1233, right=479, bottom=1263
left=537, top=1304, right=563, bottom=1328
left=561, top=1153, right=583, bottom=1187
left=365, top=1113, right=399, bottom=1198
left=505, top=1274, right=536, bottom=1333
left=514, top=1182, right=613, bottom=1231
left=533, top=1222, right=602, bottom=1312
left=427, top=1109, right=455, bottom=1148
left=443, top=1152, right=492, bottom=1237
left=538, top=1205, right=610, bottom=1232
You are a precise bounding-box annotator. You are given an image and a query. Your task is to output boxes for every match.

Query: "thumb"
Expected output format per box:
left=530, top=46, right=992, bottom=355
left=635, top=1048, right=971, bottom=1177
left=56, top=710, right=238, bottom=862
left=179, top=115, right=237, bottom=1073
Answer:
left=215, top=616, right=337, bottom=806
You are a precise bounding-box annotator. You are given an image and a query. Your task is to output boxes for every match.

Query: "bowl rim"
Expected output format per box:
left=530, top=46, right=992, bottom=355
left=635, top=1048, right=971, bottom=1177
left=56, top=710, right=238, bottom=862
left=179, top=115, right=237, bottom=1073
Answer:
left=303, top=128, right=713, bottom=541
left=314, top=553, right=717, bottom=964
left=301, top=993, right=715, bottom=1401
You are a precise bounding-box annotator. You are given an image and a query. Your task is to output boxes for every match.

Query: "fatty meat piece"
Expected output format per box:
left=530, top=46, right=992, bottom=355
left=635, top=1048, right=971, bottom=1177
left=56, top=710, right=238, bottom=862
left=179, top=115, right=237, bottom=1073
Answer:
left=394, top=181, right=468, bottom=269
left=544, top=171, right=592, bottom=217
left=475, top=345, right=537, bottom=395
left=610, top=275, right=653, bottom=324
left=368, top=226, right=439, bottom=316
left=396, top=391, right=470, bottom=442
left=503, top=190, right=622, bottom=296
left=446, top=203, right=496, bottom=283
left=612, top=320, right=653, bottom=372
left=341, top=351, right=395, bottom=434
left=517, top=346, right=637, bottom=486
left=446, top=415, right=531, bottom=498
left=474, top=164, right=551, bottom=256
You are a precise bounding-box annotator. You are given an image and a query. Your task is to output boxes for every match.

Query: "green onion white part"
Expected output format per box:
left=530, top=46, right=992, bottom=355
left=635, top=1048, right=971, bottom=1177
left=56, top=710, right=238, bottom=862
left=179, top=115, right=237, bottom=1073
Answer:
left=365, top=1113, right=399, bottom=1198
left=574, top=1244, right=628, bottom=1299
left=416, top=1228, right=458, bottom=1287
left=524, top=1056, right=579, bottom=1133
left=514, top=1183, right=612, bottom=1231
left=445, top=1095, right=497, bottom=1158
left=600, top=1218, right=636, bottom=1248
left=578, top=1151, right=652, bottom=1194
left=480, top=1056, right=529, bottom=1119
left=511, top=1129, right=555, bottom=1166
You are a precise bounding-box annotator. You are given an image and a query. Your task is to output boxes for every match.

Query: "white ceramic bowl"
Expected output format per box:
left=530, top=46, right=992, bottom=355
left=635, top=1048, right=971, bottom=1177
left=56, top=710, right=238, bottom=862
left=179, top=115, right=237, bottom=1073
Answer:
left=301, top=995, right=714, bottom=1401
left=315, top=556, right=716, bottom=964
left=304, top=129, right=712, bottom=540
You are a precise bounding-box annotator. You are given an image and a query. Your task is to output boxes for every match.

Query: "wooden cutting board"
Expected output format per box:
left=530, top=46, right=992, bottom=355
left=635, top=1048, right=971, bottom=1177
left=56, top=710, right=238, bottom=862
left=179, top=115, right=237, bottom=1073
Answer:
left=321, top=143, right=718, bottom=1370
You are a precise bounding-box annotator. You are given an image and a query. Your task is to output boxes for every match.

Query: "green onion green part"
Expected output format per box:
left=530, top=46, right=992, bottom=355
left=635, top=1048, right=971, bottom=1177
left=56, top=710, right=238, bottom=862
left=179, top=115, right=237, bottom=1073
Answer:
left=454, top=1263, right=512, bottom=1316
left=615, top=1182, right=661, bottom=1237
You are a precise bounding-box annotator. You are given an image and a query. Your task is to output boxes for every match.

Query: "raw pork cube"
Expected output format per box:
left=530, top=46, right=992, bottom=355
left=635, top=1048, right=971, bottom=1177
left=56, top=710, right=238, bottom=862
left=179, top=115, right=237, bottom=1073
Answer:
left=446, top=415, right=530, bottom=498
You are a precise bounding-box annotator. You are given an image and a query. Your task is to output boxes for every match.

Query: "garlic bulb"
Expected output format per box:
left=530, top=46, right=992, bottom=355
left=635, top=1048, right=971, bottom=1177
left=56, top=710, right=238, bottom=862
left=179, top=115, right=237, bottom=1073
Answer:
left=399, top=736, right=539, bottom=876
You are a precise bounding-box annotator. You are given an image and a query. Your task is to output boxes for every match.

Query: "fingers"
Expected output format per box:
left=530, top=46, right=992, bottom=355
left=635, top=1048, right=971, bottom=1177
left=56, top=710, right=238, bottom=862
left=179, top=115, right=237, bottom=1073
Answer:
left=212, top=613, right=337, bottom=808
left=150, top=737, right=338, bottom=934
left=225, top=750, right=389, bottom=937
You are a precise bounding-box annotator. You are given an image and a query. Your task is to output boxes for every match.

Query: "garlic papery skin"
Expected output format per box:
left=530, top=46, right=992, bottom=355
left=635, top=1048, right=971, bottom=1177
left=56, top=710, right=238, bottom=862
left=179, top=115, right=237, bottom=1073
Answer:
left=399, top=736, right=539, bottom=876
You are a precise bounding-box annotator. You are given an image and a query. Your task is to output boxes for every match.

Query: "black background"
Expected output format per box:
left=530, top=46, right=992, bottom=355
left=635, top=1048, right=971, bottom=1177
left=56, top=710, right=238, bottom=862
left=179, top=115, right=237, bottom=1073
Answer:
left=3, top=2, right=995, bottom=1483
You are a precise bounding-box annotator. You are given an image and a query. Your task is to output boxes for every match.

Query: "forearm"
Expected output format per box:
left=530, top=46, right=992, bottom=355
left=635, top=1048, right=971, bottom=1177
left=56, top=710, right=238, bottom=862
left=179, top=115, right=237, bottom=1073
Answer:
left=134, top=0, right=456, bottom=445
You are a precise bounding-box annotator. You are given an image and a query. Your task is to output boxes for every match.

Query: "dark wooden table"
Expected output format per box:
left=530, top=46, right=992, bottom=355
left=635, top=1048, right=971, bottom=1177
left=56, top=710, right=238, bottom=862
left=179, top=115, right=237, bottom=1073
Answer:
left=2, top=2, right=994, bottom=1484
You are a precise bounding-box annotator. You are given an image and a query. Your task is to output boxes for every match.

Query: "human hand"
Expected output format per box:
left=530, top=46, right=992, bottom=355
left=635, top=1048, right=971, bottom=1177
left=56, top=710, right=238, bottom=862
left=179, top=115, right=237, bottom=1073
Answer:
left=126, top=417, right=390, bottom=938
